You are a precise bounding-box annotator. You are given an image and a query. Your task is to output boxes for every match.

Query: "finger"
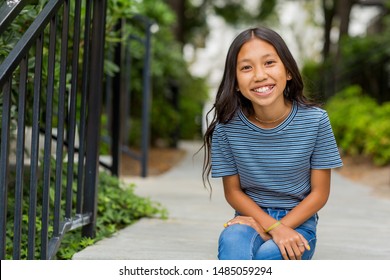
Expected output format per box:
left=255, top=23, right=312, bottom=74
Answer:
left=223, top=222, right=234, bottom=227
left=297, top=243, right=306, bottom=254
left=290, top=243, right=305, bottom=260
left=293, top=244, right=304, bottom=260
left=229, top=219, right=243, bottom=225
left=286, top=246, right=297, bottom=260
left=224, top=217, right=237, bottom=227
left=224, top=219, right=242, bottom=228
left=298, top=233, right=311, bottom=251
left=279, top=246, right=289, bottom=260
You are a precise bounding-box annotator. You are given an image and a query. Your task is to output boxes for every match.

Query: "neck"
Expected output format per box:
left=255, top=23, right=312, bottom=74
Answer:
left=254, top=102, right=291, bottom=125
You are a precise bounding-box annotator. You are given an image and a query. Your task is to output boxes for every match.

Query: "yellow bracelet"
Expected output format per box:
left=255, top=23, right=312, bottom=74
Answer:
left=265, top=221, right=281, bottom=233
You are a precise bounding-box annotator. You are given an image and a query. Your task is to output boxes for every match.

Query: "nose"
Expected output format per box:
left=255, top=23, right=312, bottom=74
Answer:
left=254, top=67, right=267, bottom=81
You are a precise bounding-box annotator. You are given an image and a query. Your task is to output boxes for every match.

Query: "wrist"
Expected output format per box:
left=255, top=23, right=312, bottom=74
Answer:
left=264, top=221, right=281, bottom=233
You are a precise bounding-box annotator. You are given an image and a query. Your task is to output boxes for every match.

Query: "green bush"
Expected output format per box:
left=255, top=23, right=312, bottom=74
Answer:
left=301, top=59, right=325, bottom=101
left=1, top=0, right=209, bottom=150
left=57, top=170, right=168, bottom=259
left=365, top=102, right=390, bottom=165
left=5, top=160, right=167, bottom=260
left=325, top=85, right=390, bottom=165
left=106, top=0, right=209, bottom=147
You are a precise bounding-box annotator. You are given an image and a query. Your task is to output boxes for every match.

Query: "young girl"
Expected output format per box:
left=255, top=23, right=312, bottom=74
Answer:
left=202, top=27, right=343, bottom=260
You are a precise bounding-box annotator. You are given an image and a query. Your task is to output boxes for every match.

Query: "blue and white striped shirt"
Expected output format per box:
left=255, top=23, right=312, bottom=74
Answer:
left=211, top=102, right=343, bottom=209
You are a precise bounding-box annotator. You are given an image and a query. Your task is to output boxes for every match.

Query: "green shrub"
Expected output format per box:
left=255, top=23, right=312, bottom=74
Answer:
left=6, top=160, right=167, bottom=260
left=365, top=102, right=390, bottom=165
left=325, top=85, right=390, bottom=165
left=106, top=0, right=210, bottom=147
left=57, top=170, right=168, bottom=260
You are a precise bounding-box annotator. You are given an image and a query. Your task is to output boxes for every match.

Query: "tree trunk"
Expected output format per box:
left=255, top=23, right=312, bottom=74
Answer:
left=336, top=0, right=356, bottom=55
left=322, top=0, right=337, bottom=61
left=166, top=0, right=186, bottom=45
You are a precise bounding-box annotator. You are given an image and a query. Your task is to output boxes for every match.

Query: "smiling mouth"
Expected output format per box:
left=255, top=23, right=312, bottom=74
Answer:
left=253, top=85, right=274, bottom=94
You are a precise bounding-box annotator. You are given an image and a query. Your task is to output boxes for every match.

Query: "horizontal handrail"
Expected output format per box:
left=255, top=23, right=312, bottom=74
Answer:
left=0, top=0, right=64, bottom=89
left=0, top=0, right=31, bottom=34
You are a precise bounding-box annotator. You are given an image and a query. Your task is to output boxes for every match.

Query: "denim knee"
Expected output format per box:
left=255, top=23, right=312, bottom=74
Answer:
left=254, top=240, right=282, bottom=260
left=295, top=215, right=318, bottom=260
left=218, top=211, right=319, bottom=260
left=218, top=224, right=262, bottom=260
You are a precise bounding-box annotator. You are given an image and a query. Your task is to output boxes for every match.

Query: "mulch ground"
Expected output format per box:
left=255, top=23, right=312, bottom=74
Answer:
left=120, top=147, right=187, bottom=177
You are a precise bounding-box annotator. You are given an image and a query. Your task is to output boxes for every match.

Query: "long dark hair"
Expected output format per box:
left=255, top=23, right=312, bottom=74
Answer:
left=201, top=26, right=314, bottom=191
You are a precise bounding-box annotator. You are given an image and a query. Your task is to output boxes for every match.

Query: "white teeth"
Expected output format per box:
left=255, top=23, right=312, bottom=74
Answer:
left=254, top=86, right=273, bottom=93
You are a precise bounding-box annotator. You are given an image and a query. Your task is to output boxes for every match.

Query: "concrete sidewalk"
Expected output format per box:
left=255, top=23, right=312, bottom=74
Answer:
left=73, top=141, right=390, bottom=260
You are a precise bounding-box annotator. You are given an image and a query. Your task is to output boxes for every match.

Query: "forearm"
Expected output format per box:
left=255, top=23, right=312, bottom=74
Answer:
left=222, top=169, right=331, bottom=231
left=282, top=169, right=331, bottom=229
left=281, top=191, right=327, bottom=229
left=224, top=187, right=276, bottom=231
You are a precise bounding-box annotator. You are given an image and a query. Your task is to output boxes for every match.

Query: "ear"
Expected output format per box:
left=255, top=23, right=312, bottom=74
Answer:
left=287, top=72, right=292, bottom=80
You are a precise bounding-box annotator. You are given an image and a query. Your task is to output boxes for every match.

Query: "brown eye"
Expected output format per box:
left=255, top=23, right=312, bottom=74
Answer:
left=241, top=65, right=252, bottom=71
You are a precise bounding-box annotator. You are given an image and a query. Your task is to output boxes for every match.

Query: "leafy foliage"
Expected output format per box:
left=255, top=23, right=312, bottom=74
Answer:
left=104, top=0, right=209, bottom=147
left=213, top=0, right=277, bottom=25
left=1, top=0, right=209, bottom=150
left=0, top=3, right=43, bottom=135
left=303, top=0, right=390, bottom=103
left=338, top=34, right=390, bottom=103
left=326, top=85, right=390, bottom=166
left=5, top=159, right=167, bottom=260
left=57, top=170, right=167, bottom=260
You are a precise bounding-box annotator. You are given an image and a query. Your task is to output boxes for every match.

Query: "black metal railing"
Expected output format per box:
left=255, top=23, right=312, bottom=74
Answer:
left=0, top=0, right=107, bottom=259
left=104, top=15, right=153, bottom=178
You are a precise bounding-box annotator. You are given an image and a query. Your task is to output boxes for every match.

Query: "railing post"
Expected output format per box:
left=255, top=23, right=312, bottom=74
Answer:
left=140, top=19, right=152, bottom=178
left=110, top=19, right=124, bottom=177
left=0, top=79, right=12, bottom=260
left=82, top=0, right=107, bottom=238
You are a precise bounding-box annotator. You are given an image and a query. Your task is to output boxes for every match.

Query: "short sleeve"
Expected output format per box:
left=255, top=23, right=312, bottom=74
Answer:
left=311, top=111, right=343, bottom=169
left=211, top=125, right=238, bottom=177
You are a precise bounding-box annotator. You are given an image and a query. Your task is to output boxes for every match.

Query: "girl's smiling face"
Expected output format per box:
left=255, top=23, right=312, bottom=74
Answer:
left=236, top=38, right=291, bottom=109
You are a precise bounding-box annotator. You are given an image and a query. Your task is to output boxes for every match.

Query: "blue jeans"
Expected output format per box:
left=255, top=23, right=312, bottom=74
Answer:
left=218, top=208, right=318, bottom=260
